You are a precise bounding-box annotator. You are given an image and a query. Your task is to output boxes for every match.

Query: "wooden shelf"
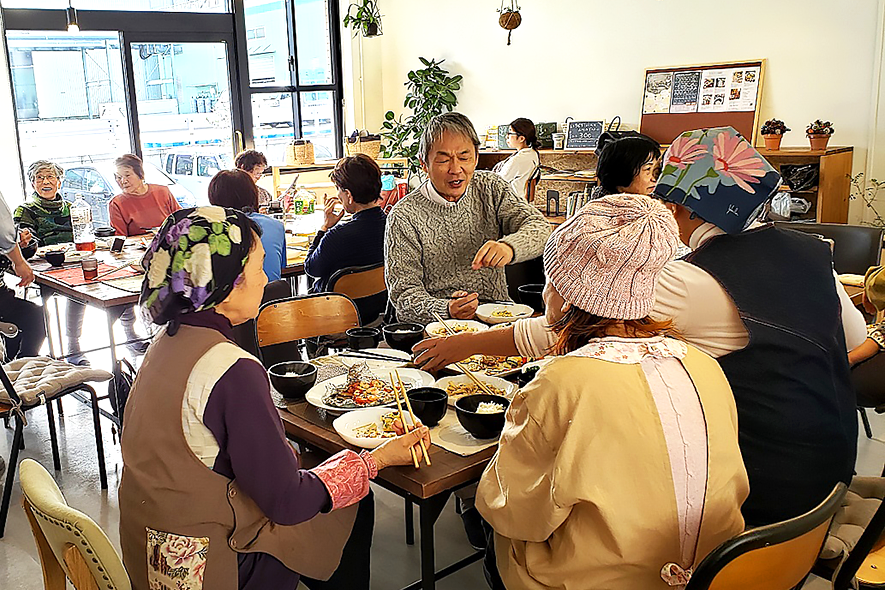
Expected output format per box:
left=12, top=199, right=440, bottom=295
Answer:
left=762, top=147, right=853, bottom=223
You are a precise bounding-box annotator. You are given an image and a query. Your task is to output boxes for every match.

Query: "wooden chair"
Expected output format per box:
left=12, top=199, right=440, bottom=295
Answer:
left=328, top=262, right=386, bottom=326
left=525, top=166, right=542, bottom=203
left=231, top=279, right=292, bottom=357
left=0, top=325, right=110, bottom=538
left=19, top=458, right=131, bottom=589
left=255, top=293, right=360, bottom=365
left=685, top=482, right=847, bottom=590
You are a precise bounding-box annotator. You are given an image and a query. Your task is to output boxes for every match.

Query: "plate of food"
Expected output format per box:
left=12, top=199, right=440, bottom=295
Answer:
left=305, top=363, right=434, bottom=414
left=424, top=319, right=488, bottom=337
left=435, top=374, right=517, bottom=406
left=333, top=407, right=404, bottom=449
left=448, top=354, right=534, bottom=378
left=475, top=303, right=534, bottom=325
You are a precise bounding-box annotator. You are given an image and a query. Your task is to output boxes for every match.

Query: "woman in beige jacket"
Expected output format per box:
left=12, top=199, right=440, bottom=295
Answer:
left=476, top=194, right=749, bottom=590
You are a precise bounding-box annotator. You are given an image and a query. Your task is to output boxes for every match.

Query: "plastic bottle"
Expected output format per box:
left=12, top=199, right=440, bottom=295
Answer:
left=70, top=193, right=95, bottom=252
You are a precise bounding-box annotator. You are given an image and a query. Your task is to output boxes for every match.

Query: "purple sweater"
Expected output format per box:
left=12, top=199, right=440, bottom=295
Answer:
left=179, top=311, right=331, bottom=590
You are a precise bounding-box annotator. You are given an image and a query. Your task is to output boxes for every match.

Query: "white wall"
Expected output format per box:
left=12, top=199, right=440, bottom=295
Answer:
left=0, top=14, right=25, bottom=208
left=350, top=0, right=885, bottom=223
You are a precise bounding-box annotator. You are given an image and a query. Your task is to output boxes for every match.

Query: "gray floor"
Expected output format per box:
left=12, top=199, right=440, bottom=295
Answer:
left=0, top=303, right=881, bottom=588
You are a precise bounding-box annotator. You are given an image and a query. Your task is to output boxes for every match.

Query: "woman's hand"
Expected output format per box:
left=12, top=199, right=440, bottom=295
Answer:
left=18, top=228, right=32, bottom=248
left=370, top=423, right=431, bottom=470
left=413, top=335, right=472, bottom=372
left=321, top=196, right=345, bottom=231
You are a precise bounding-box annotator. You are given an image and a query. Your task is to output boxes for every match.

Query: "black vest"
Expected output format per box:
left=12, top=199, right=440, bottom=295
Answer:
left=686, top=225, right=857, bottom=525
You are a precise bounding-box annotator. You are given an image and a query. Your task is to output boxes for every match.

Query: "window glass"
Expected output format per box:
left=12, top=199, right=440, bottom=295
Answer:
left=244, top=0, right=290, bottom=87
left=252, top=92, right=294, bottom=165
left=197, top=155, right=221, bottom=177
left=293, top=0, right=332, bottom=85
left=164, top=154, right=174, bottom=174
left=62, top=168, right=87, bottom=192
left=175, top=155, right=193, bottom=175
left=300, top=90, right=334, bottom=159
left=84, top=168, right=108, bottom=194
left=0, top=0, right=230, bottom=11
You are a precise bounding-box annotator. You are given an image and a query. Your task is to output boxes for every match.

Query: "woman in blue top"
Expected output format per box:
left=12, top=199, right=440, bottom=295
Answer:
left=305, top=154, right=386, bottom=323
left=208, top=170, right=286, bottom=281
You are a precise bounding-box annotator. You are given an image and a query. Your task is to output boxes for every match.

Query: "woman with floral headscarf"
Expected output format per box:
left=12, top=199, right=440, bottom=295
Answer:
left=119, top=206, right=429, bottom=590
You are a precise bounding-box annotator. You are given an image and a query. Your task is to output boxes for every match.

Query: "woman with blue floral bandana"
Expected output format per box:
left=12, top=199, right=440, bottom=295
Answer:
left=119, top=206, right=429, bottom=590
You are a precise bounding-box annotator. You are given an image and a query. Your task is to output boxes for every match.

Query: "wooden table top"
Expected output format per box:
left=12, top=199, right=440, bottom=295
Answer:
left=279, top=401, right=495, bottom=500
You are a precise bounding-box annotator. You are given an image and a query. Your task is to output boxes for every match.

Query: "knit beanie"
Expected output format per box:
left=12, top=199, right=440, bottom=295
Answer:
left=543, top=193, right=679, bottom=319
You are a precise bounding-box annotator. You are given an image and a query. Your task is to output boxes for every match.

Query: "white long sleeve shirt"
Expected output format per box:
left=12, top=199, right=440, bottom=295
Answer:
left=493, top=148, right=539, bottom=200
left=0, top=190, right=17, bottom=255
left=514, top=222, right=868, bottom=358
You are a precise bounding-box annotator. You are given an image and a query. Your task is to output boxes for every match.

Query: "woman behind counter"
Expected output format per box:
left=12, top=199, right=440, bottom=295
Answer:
left=476, top=194, right=748, bottom=590
left=120, top=206, right=429, bottom=590
left=235, top=149, right=273, bottom=212
left=493, top=118, right=540, bottom=200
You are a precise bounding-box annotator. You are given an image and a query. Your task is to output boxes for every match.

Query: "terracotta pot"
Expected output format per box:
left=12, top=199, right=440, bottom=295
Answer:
left=807, top=133, right=831, bottom=151
left=762, top=134, right=782, bottom=150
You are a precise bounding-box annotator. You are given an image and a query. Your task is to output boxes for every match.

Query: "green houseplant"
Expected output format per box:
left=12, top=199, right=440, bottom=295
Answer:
left=806, top=119, right=834, bottom=151
left=343, top=0, right=382, bottom=37
left=380, top=57, right=463, bottom=176
left=759, top=118, right=789, bottom=150
left=850, top=173, right=885, bottom=228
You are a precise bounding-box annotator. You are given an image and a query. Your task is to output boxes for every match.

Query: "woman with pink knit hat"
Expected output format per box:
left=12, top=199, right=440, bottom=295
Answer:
left=475, top=194, right=748, bottom=590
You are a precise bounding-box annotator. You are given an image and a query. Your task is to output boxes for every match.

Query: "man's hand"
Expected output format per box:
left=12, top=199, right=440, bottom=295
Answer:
left=321, top=196, right=345, bottom=231
left=412, top=335, right=472, bottom=372
left=18, top=228, right=32, bottom=248
left=448, top=290, right=478, bottom=319
left=472, top=240, right=514, bottom=270
left=12, top=256, right=34, bottom=287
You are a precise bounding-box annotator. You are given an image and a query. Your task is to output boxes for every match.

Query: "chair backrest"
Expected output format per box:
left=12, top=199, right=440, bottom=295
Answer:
left=328, top=263, right=386, bottom=302
left=19, top=458, right=131, bottom=590
left=686, top=482, right=847, bottom=590
left=231, top=279, right=292, bottom=357
left=255, top=293, right=360, bottom=349
left=774, top=222, right=884, bottom=275
left=525, top=166, right=542, bottom=202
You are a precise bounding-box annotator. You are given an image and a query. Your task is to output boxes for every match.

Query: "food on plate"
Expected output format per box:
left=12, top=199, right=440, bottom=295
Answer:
left=476, top=401, right=506, bottom=414
left=429, top=322, right=479, bottom=336
left=322, top=363, right=407, bottom=409
left=491, top=309, right=515, bottom=318
left=353, top=412, right=399, bottom=438
left=445, top=381, right=506, bottom=399
left=459, top=354, right=530, bottom=376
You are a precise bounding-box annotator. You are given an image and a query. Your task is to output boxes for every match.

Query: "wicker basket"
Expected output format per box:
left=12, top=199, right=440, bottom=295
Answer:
left=344, top=137, right=381, bottom=160
left=285, top=140, right=315, bottom=166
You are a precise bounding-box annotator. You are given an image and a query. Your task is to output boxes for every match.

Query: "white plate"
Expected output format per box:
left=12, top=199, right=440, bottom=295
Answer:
left=305, top=368, right=435, bottom=414
left=435, top=374, right=517, bottom=406
left=425, top=319, right=488, bottom=337
left=336, top=348, right=411, bottom=372
left=476, top=303, right=533, bottom=324
left=333, top=407, right=402, bottom=449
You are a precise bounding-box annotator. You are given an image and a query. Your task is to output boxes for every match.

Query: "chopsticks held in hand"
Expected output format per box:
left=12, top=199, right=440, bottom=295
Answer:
left=390, top=371, right=419, bottom=469
left=396, top=370, right=431, bottom=466
left=430, top=311, right=498, bottom=397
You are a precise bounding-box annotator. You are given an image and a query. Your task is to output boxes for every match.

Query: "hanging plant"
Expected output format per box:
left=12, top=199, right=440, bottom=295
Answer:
left=497, top=0, right=522, bottom=46
left=343, top=0, right=383, bottom=38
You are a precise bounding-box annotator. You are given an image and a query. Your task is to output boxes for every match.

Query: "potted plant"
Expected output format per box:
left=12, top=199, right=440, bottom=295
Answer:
left=497, top=0, right=522, bottom=45
left=343, top=0, right=382, bottom=37
left=759, top=118, right=790, bottom=150
left=380, top=57, right=463, bottom=176
left=806, top=119, right=834, bottom=151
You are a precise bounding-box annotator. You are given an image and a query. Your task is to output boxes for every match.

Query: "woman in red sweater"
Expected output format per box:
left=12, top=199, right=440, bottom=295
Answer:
left=109, top=154, right=181, bottom=237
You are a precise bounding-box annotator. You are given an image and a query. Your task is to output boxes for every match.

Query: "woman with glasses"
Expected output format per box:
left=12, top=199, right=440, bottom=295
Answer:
left=235, top=149, right=273, bottom=212
left=493, top=118, right=541, bottom=200
left=14, top=160, right=88, bottom=364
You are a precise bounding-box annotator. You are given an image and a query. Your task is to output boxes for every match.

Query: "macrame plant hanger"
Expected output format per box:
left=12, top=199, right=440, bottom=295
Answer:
left=497, top=0, right=522, bottom=46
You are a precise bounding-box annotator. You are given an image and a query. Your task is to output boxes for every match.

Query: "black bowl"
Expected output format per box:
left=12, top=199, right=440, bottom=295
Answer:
left=515, top=365, right=540, bottom=388
left=407, top=387, right=448, bottom=427
left=268, top=361, right=318, bottom=401
left=382, top=323, right=424, bottom=352
left=346, top=327, right=381, bottom=350
left=45, top=251, right=66, bottom=267
left=517, top=284, right=545, bottom=313
left=454, top=394, right=510, bottom=439
left=94, top=226, right=116, bottom=238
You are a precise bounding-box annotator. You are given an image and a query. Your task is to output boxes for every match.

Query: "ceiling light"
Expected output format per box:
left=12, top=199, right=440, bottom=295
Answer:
left=66, top=3, right=79, bottom=33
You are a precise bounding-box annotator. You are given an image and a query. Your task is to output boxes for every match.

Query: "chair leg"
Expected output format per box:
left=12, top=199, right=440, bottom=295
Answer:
left=0, top=417, right=25, bottom=538
left=404, top=497, right=414, bottom=545
left=45, top=401, right=62, bottom=472
left=85, top=386, right=107, bottom=490
left=860, top=407, right=874, bottom=439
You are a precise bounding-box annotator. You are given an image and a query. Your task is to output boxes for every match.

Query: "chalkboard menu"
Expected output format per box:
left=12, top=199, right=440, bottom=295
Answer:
left=497, top=125, right=510, bottom=149
left=565, top=120, right=604, bottom=150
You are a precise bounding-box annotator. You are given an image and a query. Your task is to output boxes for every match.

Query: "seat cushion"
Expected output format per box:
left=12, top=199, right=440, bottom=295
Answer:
left=821, top=476, right=885, bottom=561
left=1, top=357, right=112, bottom=405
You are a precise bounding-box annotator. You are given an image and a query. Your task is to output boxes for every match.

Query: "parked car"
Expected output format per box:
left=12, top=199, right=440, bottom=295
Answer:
left=60, top=161, right=197, bottom=228
left=159, top=149, right=233, bottom=198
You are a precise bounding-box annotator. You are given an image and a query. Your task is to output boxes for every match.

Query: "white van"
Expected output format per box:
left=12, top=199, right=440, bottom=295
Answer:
left=160, top=149, right=233, bottom=202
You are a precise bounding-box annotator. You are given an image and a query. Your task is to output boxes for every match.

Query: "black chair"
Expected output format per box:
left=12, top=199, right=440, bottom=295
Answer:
left=0, top=322, right=108, bottom=538
left=685, top=482, right=847, bottom=590
left=231, top=279, right=292, bottom=359
left=774, top=222, right=883, bottom=275
left=505, top=255, right=545, bottom=303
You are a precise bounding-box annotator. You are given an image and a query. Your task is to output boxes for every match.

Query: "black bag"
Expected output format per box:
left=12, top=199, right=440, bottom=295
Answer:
left=595, top=116, right=645, bottom=155
left=109, top=358, right=136, bottom=418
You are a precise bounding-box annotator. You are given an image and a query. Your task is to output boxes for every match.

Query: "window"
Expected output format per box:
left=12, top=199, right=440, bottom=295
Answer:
left=164, top=154, right=174, bottom=174
left=0, top=0, right=230, bottom=12
left=174, top=154, right=193, bottom=176
left=243, top=0, right=290, bottom=88
left=197, top=155, right=221, bottom=177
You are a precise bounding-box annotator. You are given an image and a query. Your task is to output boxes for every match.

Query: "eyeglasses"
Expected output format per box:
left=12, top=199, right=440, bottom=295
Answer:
left=35, top=175, right=58, bottom=183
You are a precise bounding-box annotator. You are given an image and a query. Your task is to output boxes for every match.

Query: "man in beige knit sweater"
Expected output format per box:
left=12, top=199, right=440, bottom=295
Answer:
left=385, top=112, right=550, bottom=324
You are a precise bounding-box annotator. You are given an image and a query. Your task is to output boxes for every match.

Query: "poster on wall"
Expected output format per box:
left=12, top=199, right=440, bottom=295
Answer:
left=642, top=72, right=673, bottom=114
left=670, top=71, right=701, bottom=113
left=698, top=66, right=760, bottom=113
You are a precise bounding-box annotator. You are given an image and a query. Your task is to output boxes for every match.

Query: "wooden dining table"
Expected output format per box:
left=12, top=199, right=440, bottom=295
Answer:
left=279, top=400, right=495, bottom=590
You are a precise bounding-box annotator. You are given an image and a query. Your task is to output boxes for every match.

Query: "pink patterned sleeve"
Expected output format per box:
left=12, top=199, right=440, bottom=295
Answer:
left=310, top=450, right=377, bottom=510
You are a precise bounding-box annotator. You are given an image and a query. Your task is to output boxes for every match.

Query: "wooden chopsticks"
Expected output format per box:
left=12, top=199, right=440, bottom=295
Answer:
left=430, top=311, right=498, bottom=397
left=389, top=370, right=431, bottom=468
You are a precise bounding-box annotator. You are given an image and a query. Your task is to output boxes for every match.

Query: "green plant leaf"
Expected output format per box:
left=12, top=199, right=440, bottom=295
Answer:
left=419, top=57, right=430, bottom=66
left=385, top=110, right=395, bottom=120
